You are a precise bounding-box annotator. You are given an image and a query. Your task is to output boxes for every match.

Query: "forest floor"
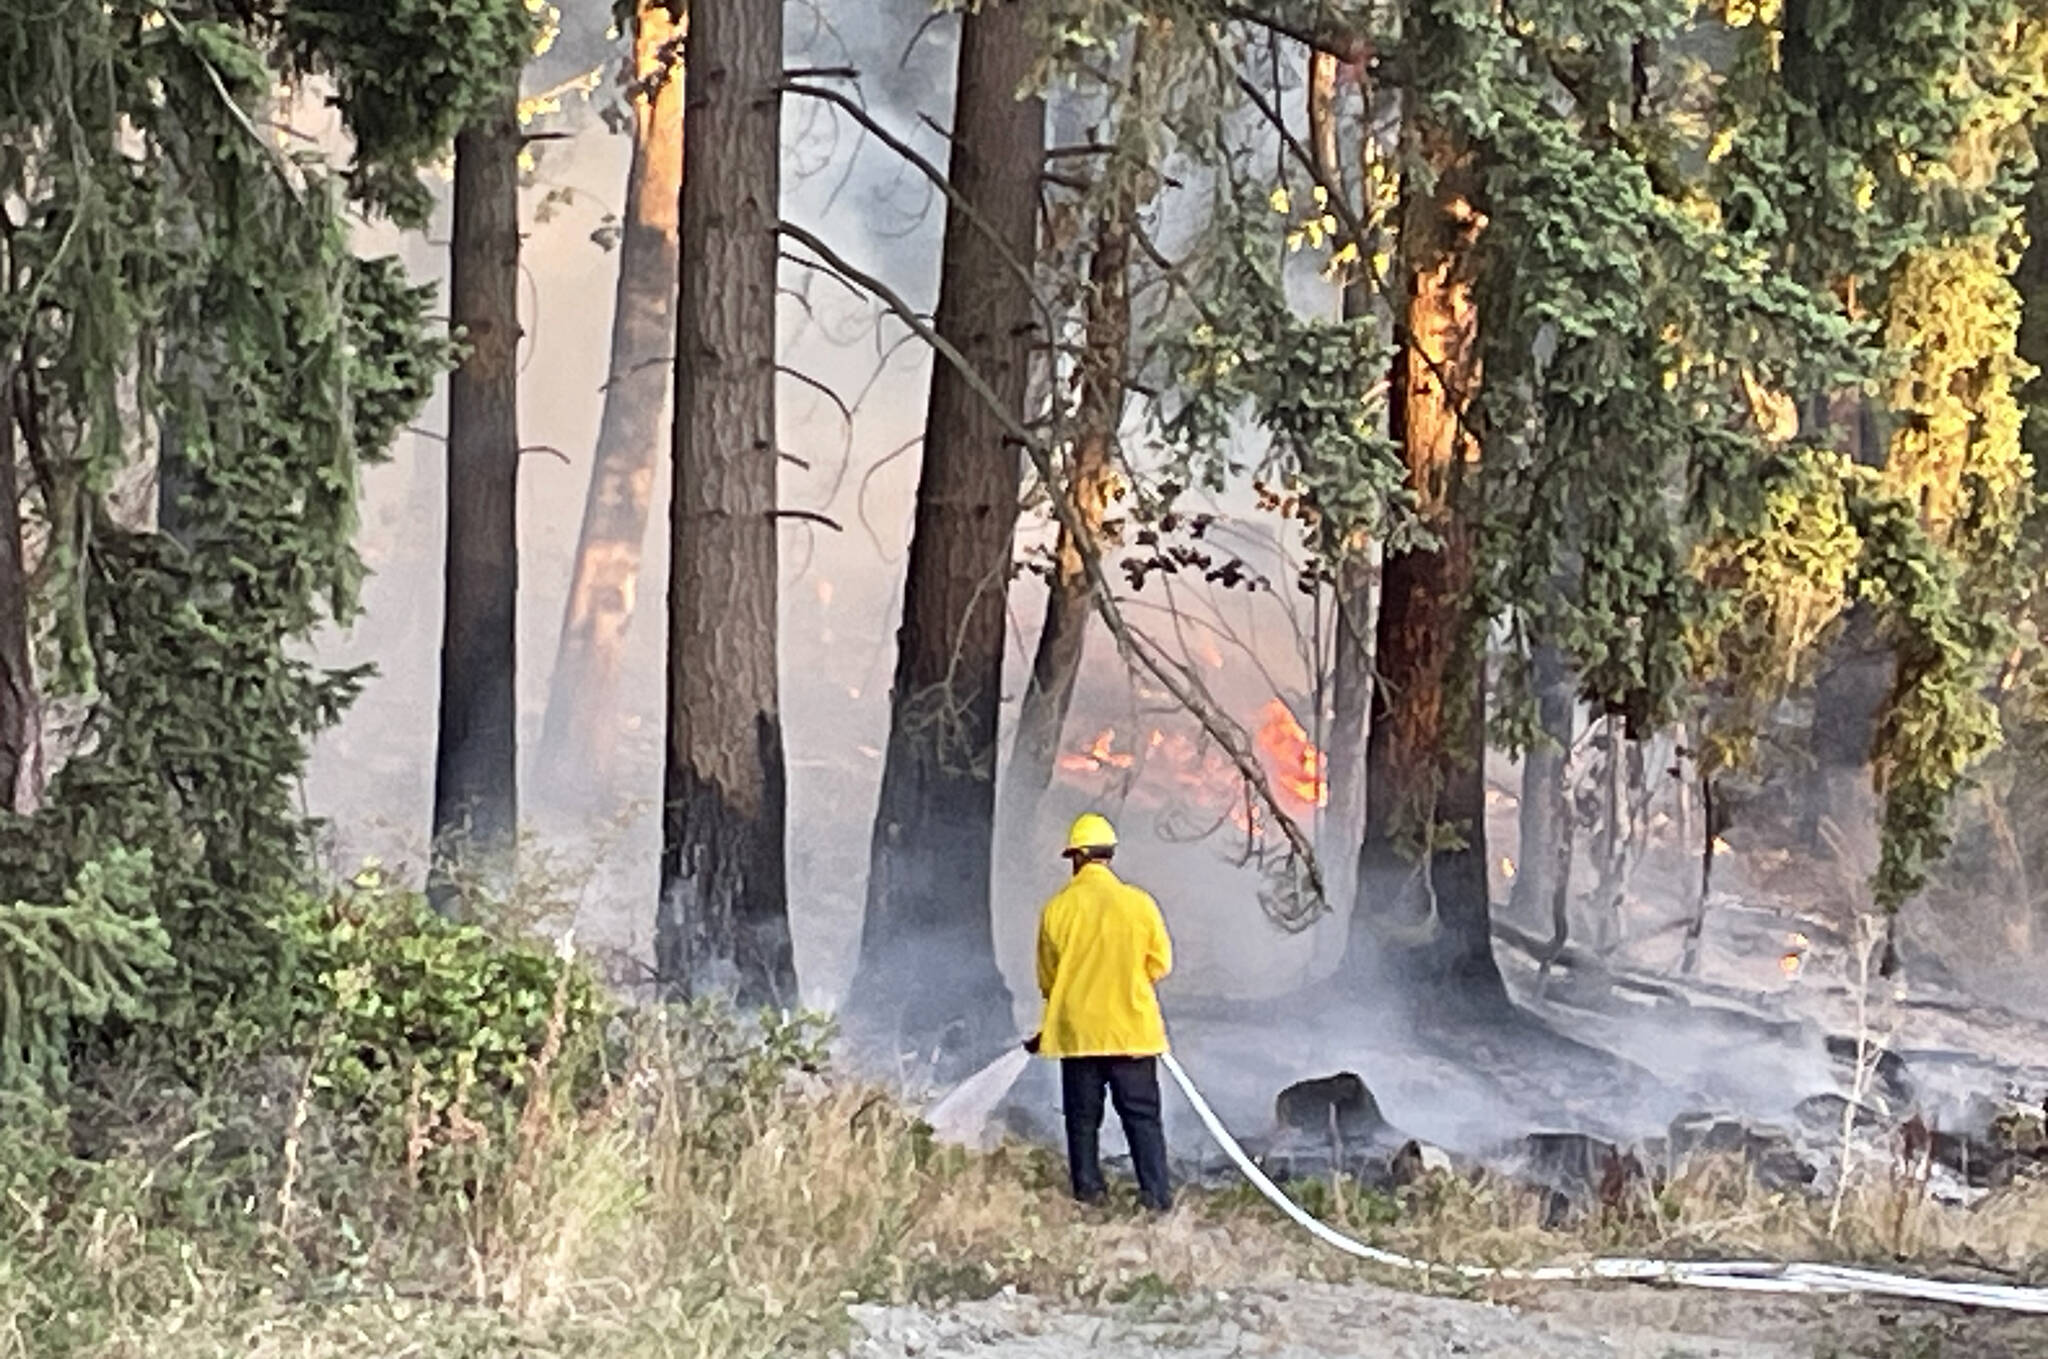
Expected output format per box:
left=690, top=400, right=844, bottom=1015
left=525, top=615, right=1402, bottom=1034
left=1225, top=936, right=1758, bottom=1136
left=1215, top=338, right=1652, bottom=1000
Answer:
left=844, top=1273, right=2048, bottom=1359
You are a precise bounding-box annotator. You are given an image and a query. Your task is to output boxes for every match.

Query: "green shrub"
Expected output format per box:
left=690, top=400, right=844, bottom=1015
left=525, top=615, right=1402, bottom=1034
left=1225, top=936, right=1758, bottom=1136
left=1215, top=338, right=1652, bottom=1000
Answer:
left=280, top=868, right=610, bottom=1151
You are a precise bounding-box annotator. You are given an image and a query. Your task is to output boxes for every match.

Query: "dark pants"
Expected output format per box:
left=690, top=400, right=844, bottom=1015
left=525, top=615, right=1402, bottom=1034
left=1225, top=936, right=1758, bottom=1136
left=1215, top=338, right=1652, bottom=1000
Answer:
left=1060, top=1056, right=1172, bottom=1211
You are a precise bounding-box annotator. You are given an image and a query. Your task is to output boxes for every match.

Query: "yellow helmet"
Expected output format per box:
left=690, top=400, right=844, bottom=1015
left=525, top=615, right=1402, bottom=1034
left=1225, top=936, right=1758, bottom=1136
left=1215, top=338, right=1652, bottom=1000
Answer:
left=1064, top=812, right=1118, bottom=854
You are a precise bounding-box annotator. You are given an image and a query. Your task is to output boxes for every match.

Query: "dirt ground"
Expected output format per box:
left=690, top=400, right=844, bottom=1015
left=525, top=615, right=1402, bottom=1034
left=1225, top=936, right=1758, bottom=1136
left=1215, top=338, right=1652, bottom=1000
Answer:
left=843, top=1278, right=2048, bottom=1358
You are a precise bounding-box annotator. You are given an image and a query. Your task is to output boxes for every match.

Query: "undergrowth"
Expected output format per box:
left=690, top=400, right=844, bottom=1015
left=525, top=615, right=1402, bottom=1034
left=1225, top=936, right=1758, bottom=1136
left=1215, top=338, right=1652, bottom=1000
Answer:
left=4, top=872, right=2045, bottom=1358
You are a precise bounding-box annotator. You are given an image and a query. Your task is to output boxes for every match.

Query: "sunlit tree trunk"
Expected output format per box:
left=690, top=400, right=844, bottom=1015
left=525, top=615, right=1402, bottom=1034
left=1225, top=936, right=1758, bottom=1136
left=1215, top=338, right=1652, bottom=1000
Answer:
left=536, top=2, right=684, bottom=806
left=431, top=80, right=523, bottom=911
left=1349, top=52, right=1508, bottom=1014
left=657, top=0, right=796, bottom=1006
left=0, top=394, right=41, bottom=816
left=853, top=0, right=1044, bottom=1072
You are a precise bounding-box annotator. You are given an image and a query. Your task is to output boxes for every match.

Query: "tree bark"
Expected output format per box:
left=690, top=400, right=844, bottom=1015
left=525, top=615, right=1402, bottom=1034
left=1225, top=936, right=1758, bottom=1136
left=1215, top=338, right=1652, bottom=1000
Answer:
left=1511, top=640, right=1574, bottom=932
left=1800, top=602, right=1893, bottom=851
left=1348, top=63, right=1508, bottom=1015
left=431, top=81, right=523, bottom=910
left=1002, top=131, right=1134, bottom=836
left=536, top=1, right=684, bottom=808
left=852, top=0, right=1043, bottom=1072
left=0, top=386, right=41, bottom=816
left=657, top=0, right=796, bottom=1007
left=1306, top=49, right=1376, bottom=889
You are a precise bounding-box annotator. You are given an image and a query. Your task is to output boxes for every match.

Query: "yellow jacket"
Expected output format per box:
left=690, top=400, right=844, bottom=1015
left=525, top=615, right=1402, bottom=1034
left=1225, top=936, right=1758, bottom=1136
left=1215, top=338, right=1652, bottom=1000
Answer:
left=1034, top=862, right=1172, bottom=1058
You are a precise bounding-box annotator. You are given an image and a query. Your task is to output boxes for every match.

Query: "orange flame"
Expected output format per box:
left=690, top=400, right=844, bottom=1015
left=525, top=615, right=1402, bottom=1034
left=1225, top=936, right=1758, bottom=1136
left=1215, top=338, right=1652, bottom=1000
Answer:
left=1255, top=701, right=1328, bottom=810
left=1058, top=728, right=1135, bottom=775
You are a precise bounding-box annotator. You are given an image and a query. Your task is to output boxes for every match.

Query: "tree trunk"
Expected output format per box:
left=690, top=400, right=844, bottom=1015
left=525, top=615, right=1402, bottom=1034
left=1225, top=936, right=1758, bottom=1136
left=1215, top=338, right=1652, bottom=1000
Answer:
left=431, top=81, right=524, bottom=911
left=2019, top=121, right=2048, bottom=460
left=852, top=0, right=1043, bottom=1072
left=1002, top=134, right=1133, bottom=836
left=0, top=389, right=41, bottom=816
left=536, top=2, right=684, bottom=808
left=657, top=0, right=796, bottom=1008
left=1800, top=602, right=1893, bottom=851
left=1510, top=640, right=1574, bottom=931
left=1307, top=50, right=1376, bottom=890
left=1589, top=714, right=1630, bottom=953
left=1348, top=71, right=1507, bottom=1016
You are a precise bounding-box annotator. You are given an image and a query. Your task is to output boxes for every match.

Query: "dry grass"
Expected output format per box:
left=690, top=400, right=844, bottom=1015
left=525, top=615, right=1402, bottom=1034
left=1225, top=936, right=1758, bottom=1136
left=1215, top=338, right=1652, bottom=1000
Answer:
left=7, top=1001, right=2044, bottom=1359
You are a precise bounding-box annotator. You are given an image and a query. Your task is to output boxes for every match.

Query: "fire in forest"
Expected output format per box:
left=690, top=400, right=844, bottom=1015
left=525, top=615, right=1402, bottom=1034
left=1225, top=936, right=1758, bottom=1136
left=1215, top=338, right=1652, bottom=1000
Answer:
left=1255, top=700, right=1328, bottom=810
left=1052, top=702, right=1329, bottom=841
left=1058, top=728, right=1136, bottom=774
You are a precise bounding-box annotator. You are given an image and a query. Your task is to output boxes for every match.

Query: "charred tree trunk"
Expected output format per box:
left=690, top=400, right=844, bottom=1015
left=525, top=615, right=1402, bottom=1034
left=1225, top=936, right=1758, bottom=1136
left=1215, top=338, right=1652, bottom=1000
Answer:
left=431, top=82, right=524, bottom=911
left=536, top=2, right=685, bottom=807
left=852, top=0, right=1044, bottom=1072
left=1511, top=640, right=1574, bottom=932
left=657, top=0, right=797, bottom=1008
left=1002, top=144, right=1133, bottom=836
left=1347, top=70, right=1507, bottom=1016
left=0, top=390, right=41, bottom=816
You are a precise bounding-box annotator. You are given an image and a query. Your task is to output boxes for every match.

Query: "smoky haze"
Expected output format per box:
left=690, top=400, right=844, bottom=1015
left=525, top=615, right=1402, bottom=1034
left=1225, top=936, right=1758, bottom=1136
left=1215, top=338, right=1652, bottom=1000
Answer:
left=301, top=0, right=2041, bottom=1168
left=307, top=0, right=1334, bottom=1012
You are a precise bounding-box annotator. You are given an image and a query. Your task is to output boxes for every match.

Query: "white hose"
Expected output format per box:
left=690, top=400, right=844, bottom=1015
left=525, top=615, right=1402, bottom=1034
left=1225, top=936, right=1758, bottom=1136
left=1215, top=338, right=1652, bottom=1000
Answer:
left=1159, top=1051, right=2048, bottom=1315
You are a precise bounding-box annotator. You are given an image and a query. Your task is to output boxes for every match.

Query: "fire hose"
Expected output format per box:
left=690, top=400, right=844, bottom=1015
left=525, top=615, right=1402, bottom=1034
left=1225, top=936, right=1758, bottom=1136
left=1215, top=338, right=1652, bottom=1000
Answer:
left=1156, top=1052, right=2048, bottom=1314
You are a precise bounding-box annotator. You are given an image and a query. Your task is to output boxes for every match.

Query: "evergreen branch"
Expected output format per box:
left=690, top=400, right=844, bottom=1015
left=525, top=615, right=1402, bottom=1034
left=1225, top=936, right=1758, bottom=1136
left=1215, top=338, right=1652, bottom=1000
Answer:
left=157, top=10, right=303, bottom=199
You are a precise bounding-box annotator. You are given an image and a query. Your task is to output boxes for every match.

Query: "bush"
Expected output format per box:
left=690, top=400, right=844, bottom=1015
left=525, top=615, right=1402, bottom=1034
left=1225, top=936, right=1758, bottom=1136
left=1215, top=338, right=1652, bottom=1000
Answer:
left=280, top=867, right=610, bottom=1152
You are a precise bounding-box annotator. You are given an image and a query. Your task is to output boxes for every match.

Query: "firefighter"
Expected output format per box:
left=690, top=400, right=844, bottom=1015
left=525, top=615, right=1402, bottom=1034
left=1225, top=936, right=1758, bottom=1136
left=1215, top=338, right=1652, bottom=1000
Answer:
left=1025, top=812, right=1175, bottom=1212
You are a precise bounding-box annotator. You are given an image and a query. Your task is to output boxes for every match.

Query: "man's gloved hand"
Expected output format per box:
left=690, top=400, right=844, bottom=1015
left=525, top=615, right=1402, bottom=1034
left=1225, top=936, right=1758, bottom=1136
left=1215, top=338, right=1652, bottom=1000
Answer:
left=1022, top=1032, right=1041, bottom=1054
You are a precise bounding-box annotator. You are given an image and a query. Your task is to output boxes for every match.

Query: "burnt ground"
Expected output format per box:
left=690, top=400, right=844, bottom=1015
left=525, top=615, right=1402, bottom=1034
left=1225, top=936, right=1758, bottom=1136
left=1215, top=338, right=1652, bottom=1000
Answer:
left=844, top=1275, right=2048, bottom=1358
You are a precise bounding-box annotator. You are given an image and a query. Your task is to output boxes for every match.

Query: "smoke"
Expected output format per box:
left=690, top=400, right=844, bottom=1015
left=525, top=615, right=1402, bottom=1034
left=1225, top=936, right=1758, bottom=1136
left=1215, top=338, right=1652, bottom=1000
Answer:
left=298, top=0, right=2038, bottom=1169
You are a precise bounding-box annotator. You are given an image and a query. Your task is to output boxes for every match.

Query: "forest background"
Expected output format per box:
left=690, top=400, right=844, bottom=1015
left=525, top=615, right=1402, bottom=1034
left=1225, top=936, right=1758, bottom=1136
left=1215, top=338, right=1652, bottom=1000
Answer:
left=5, top=0, right=2048, bottom=1353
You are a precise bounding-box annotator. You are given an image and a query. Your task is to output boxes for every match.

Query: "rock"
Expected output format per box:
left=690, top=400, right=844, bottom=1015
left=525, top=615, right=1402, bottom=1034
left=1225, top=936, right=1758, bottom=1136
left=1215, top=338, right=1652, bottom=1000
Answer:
left=1390, top=1139, right=1455, bottom=1185
left=1274, top=1071, right=1387, bottom=1140
left=1666, top=1111, right=1817, bottom=1190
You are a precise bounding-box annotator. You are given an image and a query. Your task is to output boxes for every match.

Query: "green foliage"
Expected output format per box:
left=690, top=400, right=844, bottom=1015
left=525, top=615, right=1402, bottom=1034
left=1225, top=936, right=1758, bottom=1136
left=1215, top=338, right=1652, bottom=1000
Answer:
left=284, top=870, right=608, bottom=1127
left=0, top=0, right=480, bottom=1082
left=1163, top=194, right=1406, bottom=552
left=280, top=0, right=544, bottom=224
left=0, top=852, right=172, bottom=1090
left=1845, top=478, right=2003, bottom=909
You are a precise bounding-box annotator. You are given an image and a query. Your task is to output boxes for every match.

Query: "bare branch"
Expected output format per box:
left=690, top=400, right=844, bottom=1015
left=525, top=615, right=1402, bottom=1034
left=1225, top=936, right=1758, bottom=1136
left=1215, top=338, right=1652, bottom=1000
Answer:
left=776, top=363, right=854, bottom=430
left=769, top=508, right=844, bottom=532
left=777, top=219, right=1328, bottom=912
left=782, top=81, right=1054, bottom=335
